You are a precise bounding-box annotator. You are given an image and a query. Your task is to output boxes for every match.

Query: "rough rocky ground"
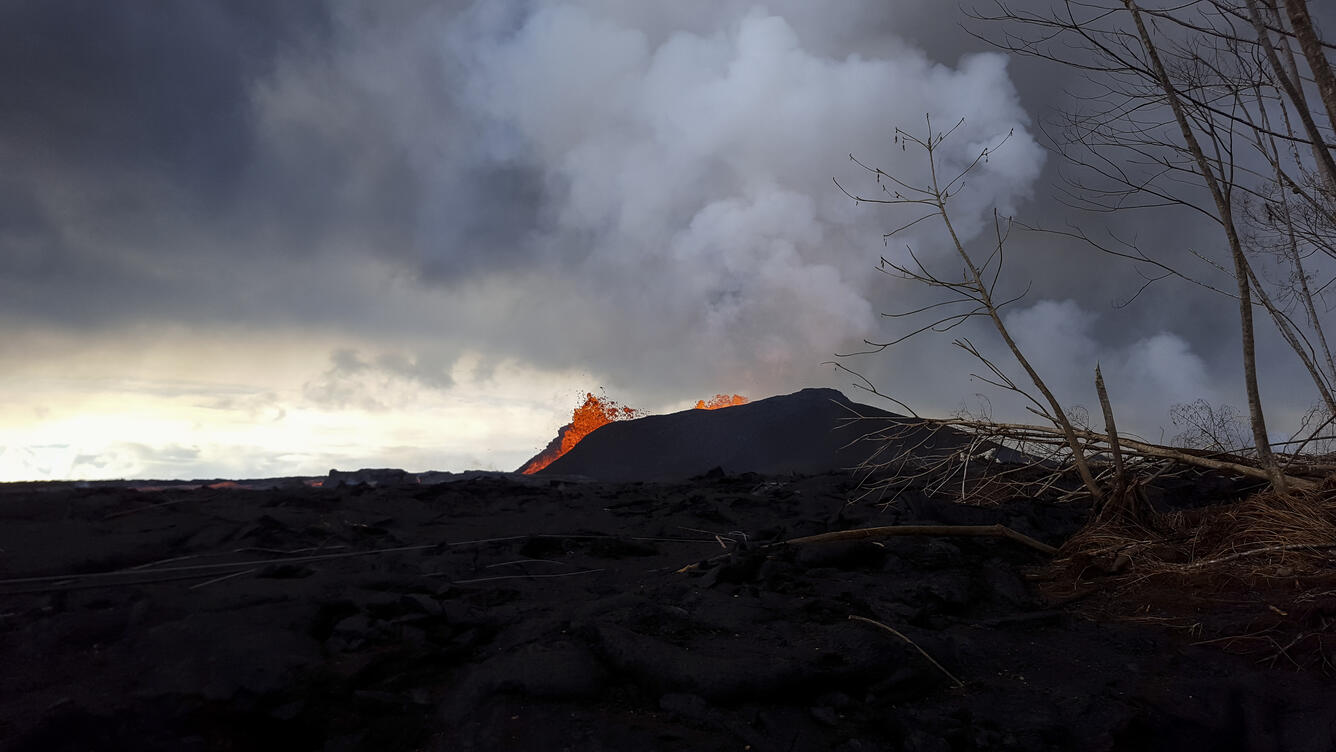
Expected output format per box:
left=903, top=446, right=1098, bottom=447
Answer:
left=2, top=471, right=1332, bottom=751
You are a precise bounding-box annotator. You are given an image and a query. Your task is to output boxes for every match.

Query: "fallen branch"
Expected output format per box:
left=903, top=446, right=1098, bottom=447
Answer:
left=0, top=570, right=241, bottom=595
left=677, top=522, right=1057, bottom=573
left=931, top=418, right=1319, bottom=490
left=446, top=568, right=606, bottom=585
left=784, top=523, right=1058, bottom=556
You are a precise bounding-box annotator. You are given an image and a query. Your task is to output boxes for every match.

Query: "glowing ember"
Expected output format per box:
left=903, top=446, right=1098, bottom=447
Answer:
left=695, top=394, right=749, bottom=410
left=519, top=392, right=645, bottom=474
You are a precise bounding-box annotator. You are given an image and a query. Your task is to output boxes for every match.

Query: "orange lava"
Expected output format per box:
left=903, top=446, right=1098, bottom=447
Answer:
left=695, top=394, right=749, bottom=410
left=519, top=392, right=645, bottom=474
left=520, top=391, right=750, bottom=475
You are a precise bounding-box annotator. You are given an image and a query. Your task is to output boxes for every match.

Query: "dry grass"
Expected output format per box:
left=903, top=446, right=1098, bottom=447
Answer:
left=1043, top=477, right=1336, bottom=671
left=1053, top=476, right=1336, bottom=576
left=1180, top=480, right=1336, bottom=569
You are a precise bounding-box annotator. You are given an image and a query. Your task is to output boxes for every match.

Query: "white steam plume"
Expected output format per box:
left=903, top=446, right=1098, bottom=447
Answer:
left=256, top=2, right=1045, bottom=400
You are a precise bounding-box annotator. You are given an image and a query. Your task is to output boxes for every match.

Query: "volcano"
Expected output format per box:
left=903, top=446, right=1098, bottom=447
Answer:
left=516, top=392, right=645, bottom=475
left=532, top=387, right=970, bottom=482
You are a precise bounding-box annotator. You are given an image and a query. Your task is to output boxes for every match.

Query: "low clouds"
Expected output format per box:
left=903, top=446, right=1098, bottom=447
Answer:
left=303, top=348, right=455, bottom=411
left=1003, top=299, right=1219, bottom=437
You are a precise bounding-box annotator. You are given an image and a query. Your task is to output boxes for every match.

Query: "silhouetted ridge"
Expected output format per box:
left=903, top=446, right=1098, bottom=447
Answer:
left=536, top=387, right=966, bottom=482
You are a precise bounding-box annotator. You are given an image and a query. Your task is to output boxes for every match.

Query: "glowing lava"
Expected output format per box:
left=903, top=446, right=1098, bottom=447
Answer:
left=518, top=392, right=645, bottom=474
left=518, top=392, right=753, bottom=472
left=518, top=391, right=750, bottom=474
left=695, top=394, right=749, bottom=410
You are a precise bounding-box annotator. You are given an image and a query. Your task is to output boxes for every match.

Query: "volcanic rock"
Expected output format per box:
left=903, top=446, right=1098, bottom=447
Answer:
left=2, top=470, right=1333, bottom=750
left=327, top=468, right=412, bottom=487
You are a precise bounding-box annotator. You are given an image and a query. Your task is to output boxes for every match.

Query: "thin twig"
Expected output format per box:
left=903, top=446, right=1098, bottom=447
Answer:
left=484, top=558, right=570, bottom=569
left=188, top=568, right=257, bottom=590
left=446, top=569, right=605, bottom=585
left=0, top=543, right=438, bottom=589
left=848, top=615, right=965, bottom=687
left=1183, top=542, right=1336, bottom=569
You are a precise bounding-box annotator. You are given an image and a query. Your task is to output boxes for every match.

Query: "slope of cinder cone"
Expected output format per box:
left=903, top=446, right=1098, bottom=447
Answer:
left=535, top=388, right=971, bottom=482
left=516, top=392, right=645, bottom=474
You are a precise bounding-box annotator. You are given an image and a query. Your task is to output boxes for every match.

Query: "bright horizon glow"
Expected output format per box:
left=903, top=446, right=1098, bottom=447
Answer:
left=0, top=324, right=766, bottom=482
left=0, top=329, right=628, bottom=482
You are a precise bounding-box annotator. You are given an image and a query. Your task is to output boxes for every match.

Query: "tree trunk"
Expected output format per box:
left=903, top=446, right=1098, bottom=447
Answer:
left=1245, top=0, right=1336, bottom=201
left=1125, top=0, right=1286, bottom=489
left=1282, top=0, right=1336, bottom=140
left=1261, top=0, right=1336, bottom=197
left=935, top=200, right=1105, bottom=502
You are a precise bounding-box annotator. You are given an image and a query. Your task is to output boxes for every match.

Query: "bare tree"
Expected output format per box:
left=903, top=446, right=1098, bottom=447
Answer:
left=968, top=0, right=1336, bottom=485
left=836, top=117, right=1106, bottom=502
left=836, top=119, right=1319, bottom=503
left=1170, top=398, right=1250, bottom=451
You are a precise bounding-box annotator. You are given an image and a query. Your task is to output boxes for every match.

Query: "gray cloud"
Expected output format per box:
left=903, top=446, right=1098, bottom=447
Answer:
left=199, top=391, right=287, bottom=423
left=0, top=0, right=334, bottom=328
left=0, top=1, right=324, bottom=191
left=3, top=0, right=1331, bottom=473
left=303, top=347, right=455, bottom=411
left=2, top=1, right=1047, bottom=396
left=307, top=1, right=1041, bottom=395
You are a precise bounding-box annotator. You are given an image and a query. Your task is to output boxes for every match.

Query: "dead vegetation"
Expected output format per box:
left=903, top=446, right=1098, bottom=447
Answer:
left=1049, top=477, right=1336, bottom=672
left=832, top=0, right=1336, bottom=663
left=823, top=398, right=1336, bottom=669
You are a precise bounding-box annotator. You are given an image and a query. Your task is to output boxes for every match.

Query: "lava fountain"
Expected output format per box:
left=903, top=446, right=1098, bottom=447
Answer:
left=517, top=392, right=645, bottom=474
left=517, top=391, right=749, bottom=474
left=695, top=394, right=749, bottom=410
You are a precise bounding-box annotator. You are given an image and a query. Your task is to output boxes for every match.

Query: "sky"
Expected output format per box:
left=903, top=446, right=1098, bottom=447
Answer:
left=1, top=0, right=1333, bottom=480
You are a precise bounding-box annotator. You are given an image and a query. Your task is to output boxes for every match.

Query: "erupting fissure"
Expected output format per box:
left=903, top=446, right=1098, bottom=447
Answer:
left=517, top=391, right=749, bottom=474
left=518, top=392, right=645, bottom=475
